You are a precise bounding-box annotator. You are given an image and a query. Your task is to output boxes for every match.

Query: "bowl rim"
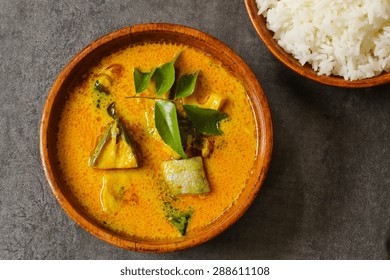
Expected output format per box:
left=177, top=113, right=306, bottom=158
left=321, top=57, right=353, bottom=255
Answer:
left=245, top=0, right=390, bottom=88
left=40, top=23, right=273, bottom=253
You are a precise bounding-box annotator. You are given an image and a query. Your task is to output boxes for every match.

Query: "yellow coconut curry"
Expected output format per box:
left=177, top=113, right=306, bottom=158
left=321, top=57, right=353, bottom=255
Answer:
left=57, top=42, right=258, bottom=240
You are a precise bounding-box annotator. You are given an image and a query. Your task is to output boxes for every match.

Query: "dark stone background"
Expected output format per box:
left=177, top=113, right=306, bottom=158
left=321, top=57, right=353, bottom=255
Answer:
left=0, top=0, right=389, bottom=259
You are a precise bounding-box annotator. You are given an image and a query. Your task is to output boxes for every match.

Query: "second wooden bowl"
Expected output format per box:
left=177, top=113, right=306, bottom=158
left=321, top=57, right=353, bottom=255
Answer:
left=245, top=0, right=390, bottom=88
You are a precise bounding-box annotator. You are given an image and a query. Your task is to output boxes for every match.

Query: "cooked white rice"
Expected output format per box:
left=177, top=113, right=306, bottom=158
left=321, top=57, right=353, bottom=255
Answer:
left=256, top=0, right=390, bottom=80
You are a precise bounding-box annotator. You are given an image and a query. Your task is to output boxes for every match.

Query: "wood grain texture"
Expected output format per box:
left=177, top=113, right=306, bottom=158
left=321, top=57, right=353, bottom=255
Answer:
left=245, top=0, right=390, bottom=88
left=40, top=23, right=273, bottom=253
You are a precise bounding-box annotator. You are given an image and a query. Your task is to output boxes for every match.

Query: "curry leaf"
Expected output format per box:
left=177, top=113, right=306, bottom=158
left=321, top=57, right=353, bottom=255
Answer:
left=94, top=80, right=109, bottom=94
left=133, top=68, right=154, bottom=94
left=163, top=202, right=192, bottom=236
left=107, top=102, right=117, bottom=119
left=170, top=212, right=191, bottom=235
left=154, top=53, right=180, bottom=95
left=155, top=100, right=188, bottom=159
left=175, top=71, right=199, bottom=98
left=183, top=105, right=228, bottom=135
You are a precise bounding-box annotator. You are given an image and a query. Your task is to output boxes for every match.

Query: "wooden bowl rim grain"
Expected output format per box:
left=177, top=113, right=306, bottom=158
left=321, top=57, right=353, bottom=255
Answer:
left=40, top=23, right=273, bottom=253
left=245, top=0, right=390, bottom=88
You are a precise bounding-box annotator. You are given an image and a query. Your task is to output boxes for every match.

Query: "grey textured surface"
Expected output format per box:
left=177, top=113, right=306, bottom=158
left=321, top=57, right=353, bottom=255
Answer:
left=0, top=0, right=389, bottom=260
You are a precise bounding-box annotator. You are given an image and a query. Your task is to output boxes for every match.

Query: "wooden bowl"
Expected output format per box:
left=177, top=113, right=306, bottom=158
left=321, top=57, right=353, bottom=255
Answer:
left=245, top=0, right=390, bottom=88
left=40, top=23, right=273, bottom=252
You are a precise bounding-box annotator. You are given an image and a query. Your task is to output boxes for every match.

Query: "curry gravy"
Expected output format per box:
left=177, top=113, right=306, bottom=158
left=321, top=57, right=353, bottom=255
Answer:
left=57, top=43, right=258, bottom=240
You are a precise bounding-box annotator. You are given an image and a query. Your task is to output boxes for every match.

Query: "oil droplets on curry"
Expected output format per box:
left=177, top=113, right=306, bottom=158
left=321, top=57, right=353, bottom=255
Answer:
left=57, top=42, right=258, bottom=240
